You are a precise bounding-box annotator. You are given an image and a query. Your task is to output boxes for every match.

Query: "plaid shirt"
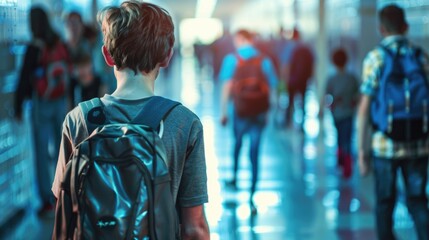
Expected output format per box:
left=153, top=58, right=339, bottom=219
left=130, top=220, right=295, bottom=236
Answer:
left=361, top=35, right=429, bottom=159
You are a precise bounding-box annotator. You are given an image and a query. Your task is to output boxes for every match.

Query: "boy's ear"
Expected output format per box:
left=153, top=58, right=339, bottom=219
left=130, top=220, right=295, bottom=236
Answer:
left=378, top=25, right=386, bottom=36
left=102, top=45, right=115, bottom=67
left=159, top=48, right=174, bottom=68
left=401, top=23, right=409, bottom=34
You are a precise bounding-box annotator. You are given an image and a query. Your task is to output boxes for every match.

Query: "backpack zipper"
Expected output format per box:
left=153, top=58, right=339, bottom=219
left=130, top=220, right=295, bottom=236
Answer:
left=388, top=100, right=393, bottom=133
left=404, top=78, right=411, bottom=141
left=424, top=100, right=428, bottom=133
left=404, top=78, right=410, bottom=113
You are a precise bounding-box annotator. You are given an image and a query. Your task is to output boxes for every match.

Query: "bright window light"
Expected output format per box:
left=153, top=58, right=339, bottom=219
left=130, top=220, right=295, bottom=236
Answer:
left=179, top=18, right=223, bottom=46
left=0, top=0, right=16, bottom=6
left=195, top=0, right=217, bottom=18
left=179, top=18, right=223, bottom=57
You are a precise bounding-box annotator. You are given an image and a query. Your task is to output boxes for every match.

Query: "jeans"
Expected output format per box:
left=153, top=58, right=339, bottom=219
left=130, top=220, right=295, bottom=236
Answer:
left=334, top=117, right=353, bottom=157
left=32, top=97, right=66, bottom=204
left=232, top=113, right=265, bottom=201
left=373, top=156, right=429, bottom=240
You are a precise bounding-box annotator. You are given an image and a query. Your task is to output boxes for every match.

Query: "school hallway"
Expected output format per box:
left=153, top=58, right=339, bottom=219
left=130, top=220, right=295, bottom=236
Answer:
left=1, top=55, right=426, bottom=240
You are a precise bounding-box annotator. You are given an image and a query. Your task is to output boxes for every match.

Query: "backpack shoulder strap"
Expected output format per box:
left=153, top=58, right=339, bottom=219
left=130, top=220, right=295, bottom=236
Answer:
left=379, top=45, right=396, bottom=58
left=235, top=53, right=265, bottom=68
left=78, top=98, right=106, bottom=135
left=413, top=46, right=424, bottom=60
left=234, top=53, right=245, bottom=66
left=131, top=96, right=181, bottom=130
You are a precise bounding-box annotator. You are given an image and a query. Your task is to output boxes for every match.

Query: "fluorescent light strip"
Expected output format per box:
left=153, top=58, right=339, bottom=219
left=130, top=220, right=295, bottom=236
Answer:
left=195, top=0, right=217, bottom=18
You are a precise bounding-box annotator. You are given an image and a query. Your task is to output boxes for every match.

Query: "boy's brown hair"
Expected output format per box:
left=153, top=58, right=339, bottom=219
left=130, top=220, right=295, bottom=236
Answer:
left=235, top=29, right=254, bottom=41
left=379, top=4, right=408, bottom=34
left=332, top=48, right=348, bottom=69
left=97, top=1, right=175, bottom=74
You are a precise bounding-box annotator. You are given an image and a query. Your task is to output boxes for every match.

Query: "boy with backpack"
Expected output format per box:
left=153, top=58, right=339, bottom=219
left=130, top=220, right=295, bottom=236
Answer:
left=325, top=48, right=359, bottom=178
left=219, top=29, right=278, bottom=214
left=357, top=5, right=429, bottom=239
left=52, top=1, right=209, bottom=239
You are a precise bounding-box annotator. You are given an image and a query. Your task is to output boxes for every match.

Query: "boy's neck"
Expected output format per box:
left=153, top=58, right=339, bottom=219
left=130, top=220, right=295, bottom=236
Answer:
left=383, top=31, right=406, bottom=38
left=337, top=67, right=345, bottom=73
left=111, top=67, right=159, bottom=100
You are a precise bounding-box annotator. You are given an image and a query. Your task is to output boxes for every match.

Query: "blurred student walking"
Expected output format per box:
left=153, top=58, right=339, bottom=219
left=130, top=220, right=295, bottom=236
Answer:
left=325, top=48, right=359, bottom=178
left=220, top=29, right=278, bottom=214
left=14, top=6, right=70, bottom=215
left=281, top=29, right=314, bottom=129
left=358, top=5, right=429, bottom=239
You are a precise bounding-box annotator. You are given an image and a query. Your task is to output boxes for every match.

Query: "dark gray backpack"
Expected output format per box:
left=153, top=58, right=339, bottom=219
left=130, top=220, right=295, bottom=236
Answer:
left=53, top=96, right=180, bottom=240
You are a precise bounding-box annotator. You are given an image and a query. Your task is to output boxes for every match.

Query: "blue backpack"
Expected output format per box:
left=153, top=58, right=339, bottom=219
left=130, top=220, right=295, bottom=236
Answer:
left=371, top=43, right=429, bottom=141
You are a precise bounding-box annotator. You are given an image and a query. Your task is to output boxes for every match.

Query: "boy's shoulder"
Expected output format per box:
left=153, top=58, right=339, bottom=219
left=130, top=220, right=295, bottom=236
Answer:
left=363, top=46, right=388, bottom=73
left=366, top=46, right=385, bottom=61
left=64, top=104, right=85, bottom=128
left=61, top=105, right=89, bottom=147
left=162, top=103, right=203, bottom=133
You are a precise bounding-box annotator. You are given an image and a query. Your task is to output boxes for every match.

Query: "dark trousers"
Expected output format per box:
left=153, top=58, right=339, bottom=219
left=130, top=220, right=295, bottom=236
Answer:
left=232, top=114, right=265, bottom=202
left=32, top=97, right=66, bottom=204
left=286, top=85, right=306, bottom=127
left=373, top=156, right=429, bottom=240
left=334, top=117, right=353, bottom=157
left=334, top=117, right=353, bottom=177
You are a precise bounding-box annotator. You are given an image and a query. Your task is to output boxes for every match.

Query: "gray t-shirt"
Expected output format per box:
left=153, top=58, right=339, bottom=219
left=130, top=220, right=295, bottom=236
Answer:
left=52, top=94, right=208, bottom=207
left=326, top=71, right=360, bottom=121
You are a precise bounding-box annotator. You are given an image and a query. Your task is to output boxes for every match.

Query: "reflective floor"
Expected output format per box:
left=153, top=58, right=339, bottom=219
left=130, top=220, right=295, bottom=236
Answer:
left=3, top=56, right=427, bottom=240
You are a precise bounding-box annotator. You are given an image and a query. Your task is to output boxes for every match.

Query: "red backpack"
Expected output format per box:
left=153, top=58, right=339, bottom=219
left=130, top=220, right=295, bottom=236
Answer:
left=231, top=54, right=270, bottom=117
left=34, top=41, right=69, bottom=99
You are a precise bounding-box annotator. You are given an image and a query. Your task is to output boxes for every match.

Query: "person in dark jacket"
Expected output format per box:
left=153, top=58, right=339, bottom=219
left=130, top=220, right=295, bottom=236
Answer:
left=281, top=29, right=314, bottom=129
left=14, top=6, right=69, bottom=215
